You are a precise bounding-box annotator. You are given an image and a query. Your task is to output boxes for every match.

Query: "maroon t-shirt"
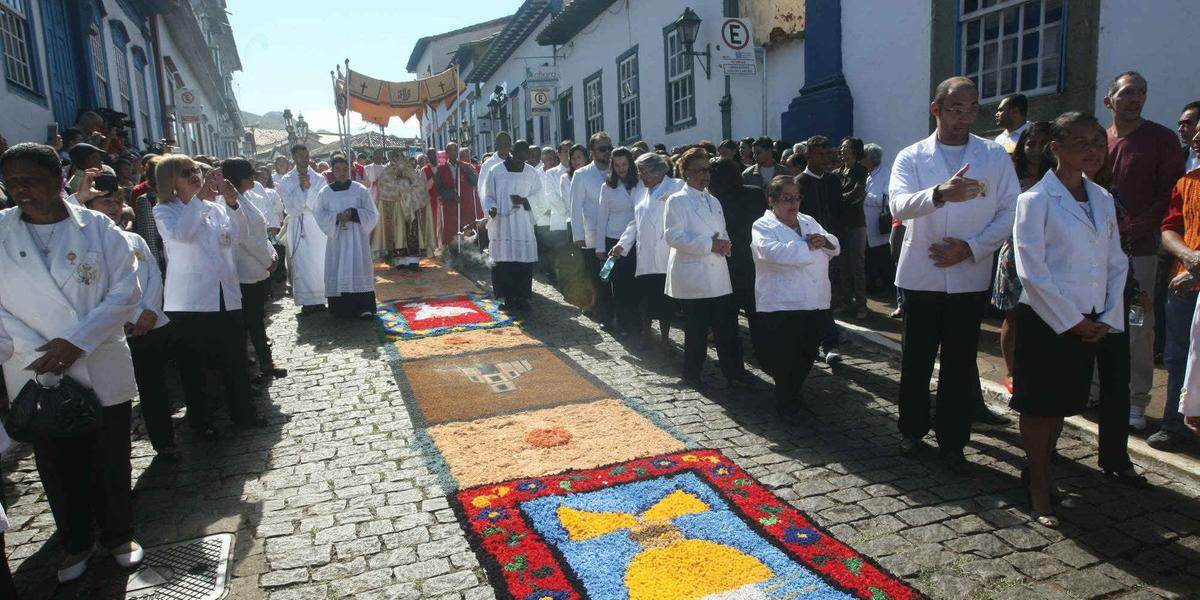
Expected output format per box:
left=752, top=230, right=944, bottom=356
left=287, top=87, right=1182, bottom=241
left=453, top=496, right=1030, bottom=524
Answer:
left=1107, top=120, right=1186, bottom=256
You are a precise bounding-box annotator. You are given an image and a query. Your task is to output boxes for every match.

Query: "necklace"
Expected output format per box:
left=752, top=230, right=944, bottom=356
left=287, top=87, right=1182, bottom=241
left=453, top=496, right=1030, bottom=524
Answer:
left=27, top=222, right=58, bottom=256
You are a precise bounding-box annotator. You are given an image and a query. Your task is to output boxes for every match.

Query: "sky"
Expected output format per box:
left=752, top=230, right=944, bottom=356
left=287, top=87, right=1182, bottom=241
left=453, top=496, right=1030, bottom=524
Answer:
left=226, top=0, right=523, bottom=138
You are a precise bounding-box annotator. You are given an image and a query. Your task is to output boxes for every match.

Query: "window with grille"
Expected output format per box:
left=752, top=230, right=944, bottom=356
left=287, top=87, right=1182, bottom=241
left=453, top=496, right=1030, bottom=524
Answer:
left=617, top=48, right=640, bottom=143
left=584, top=71, right=603, bottom=139
left=114, top=44, right=133, bottom=117
left=1, top=0, right=35, bottom=91
left=960, top=0, right=1064, bottom=104
left=135, top=66, right=151, bottom=139
left=90, top=27, right=109, bottom=104
left=664, top=28, right=695, bottom=130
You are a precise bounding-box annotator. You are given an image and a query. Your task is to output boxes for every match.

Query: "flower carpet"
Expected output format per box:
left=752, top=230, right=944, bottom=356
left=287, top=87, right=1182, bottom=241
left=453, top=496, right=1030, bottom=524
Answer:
left=376, top=258, right=925, bottom=599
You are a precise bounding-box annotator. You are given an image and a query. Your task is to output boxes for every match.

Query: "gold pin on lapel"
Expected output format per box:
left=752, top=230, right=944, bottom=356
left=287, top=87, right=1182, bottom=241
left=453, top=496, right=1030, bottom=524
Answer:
left=67, top=252, right=77, bottom=263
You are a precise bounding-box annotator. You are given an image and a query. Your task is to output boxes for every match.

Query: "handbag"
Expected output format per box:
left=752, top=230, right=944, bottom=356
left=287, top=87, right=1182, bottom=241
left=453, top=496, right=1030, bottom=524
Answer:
left=4, top=374, right=103, bottom=443
left=877, top=193, right=892, bottom=236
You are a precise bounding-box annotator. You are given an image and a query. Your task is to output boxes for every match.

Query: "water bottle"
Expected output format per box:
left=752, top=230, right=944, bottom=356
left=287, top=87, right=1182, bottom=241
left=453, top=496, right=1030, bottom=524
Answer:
left=1128, top=304, right=1145, bottom=327
left=598, top=255, right=618, bottom=282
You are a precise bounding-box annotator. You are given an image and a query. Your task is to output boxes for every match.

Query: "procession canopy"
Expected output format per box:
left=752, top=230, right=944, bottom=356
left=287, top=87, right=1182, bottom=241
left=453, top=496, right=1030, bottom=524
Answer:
left=338, top=65, right=467, bottom=126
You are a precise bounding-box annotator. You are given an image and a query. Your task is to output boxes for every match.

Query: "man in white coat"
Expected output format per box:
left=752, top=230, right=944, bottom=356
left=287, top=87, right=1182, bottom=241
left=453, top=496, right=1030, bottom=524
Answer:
left=889, top=76, right=1020, bottom=472
left=570, top=132, right=614, bottom=322
left=531, top=147, right=569, bottom=284
left=277, top=144, right=329, bottom=314
left=485, top=140, right=541, bottom=312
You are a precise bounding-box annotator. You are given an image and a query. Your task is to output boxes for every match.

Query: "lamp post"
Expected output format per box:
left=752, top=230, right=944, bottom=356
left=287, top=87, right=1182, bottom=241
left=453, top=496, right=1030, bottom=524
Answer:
left=283, top=108, right=296, bottom=146
left=243, top=131, right=256, bottom=157
left=296, top=113, right=309, bottom=141
left=674, top=7, right=711, bottom=80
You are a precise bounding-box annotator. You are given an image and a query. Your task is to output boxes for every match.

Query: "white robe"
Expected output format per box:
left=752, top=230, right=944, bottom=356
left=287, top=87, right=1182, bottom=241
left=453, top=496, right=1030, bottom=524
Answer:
left=277, top=166, right=329, bottom=305
left=363, top=162, right=388, bottom=202
left=316, top=182, right=378, bottom=296
left=484, top=163, right=542, bottom=263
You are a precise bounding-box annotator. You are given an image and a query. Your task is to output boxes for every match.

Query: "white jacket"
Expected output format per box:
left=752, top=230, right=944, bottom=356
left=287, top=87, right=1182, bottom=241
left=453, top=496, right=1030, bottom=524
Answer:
left=534, top=164, right=568, bottom=231
left=1014, top=171, right=1127, bottom=334
left=1180, top=299, right=1200, bottom=417
left=569, top=162, right=606, bottom=248
left=235, top=194, right=277, bottom=284
left=598, top=181, right=642, bottom=243
left=751, top=210, right=840, bottom=312
left=889, top=133, right=1019, bottom=293
left=0, top=202, right=141, bottom=406
left=250, top=181, right=286, bottom=231
left=664, top=185, right=732, bottom=299
left=617, top=177, right=684, bottom=276
left=155, top=197, right=249, bottom=312
left=120, top=230, right=169, bottom=330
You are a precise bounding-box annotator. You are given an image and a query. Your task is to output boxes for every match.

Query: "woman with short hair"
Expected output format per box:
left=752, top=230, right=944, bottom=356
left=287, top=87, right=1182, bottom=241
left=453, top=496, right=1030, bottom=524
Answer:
left=0, top=143, right=145, bottom=581
left=154, top=155, right=264, bottom=437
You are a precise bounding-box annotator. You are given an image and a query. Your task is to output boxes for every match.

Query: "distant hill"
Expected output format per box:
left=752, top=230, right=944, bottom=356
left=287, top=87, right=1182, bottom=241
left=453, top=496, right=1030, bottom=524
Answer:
left=241, top=110, right=289, bottom=130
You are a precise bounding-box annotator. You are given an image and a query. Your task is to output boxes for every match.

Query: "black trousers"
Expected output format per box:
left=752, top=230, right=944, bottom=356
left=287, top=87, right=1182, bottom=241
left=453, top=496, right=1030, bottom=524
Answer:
left=761, top=309, right=826, bottom=413
left=680, top=294, right=744, bottom=380
left=637, top=274, right=676, bottom=325
left=271, top=243, right=288, bottom=287
left=128, top=324, right=174, bottom=451
left=492, top=262, right=534, bottom=303
left=866, top=243, right=893, bottom=292
left=898, top=289, right=986, bottom=454
left=604, top=237, right=640, bottom=333
left=1095, top=326, right=1135, bottom=471
left=167, top=293, right=257, bottom=428
left=584, top=250, right=613, bottom=322
left=241, top=279, right=273, bottom=366
left=33, top=402, right=132, bottom=554
left=730, top=263, right=766, bottom=364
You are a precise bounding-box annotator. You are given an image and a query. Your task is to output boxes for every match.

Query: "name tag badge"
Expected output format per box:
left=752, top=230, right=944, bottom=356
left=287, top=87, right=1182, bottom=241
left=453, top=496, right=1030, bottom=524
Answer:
left=979, top=181, right=989, bottom=198
left=220, top=231, right=233, bottom=247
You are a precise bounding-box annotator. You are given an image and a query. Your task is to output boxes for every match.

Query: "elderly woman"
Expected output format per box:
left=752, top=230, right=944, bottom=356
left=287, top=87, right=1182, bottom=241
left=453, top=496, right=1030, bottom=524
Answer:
left=611, top=151, right=685, bottom=342
left=752, top=176, right=840, bottom=423
left=155, top=155, right=264, bottom=437
left=0, top=144, right=144, bottom=581
left=1013, top=112, right=1128, bottom=528
left=316, top=155, right=379, bottom=318
left=664, top=148, right=754, bottom=388
left=598, top=147, right=644, bottom=335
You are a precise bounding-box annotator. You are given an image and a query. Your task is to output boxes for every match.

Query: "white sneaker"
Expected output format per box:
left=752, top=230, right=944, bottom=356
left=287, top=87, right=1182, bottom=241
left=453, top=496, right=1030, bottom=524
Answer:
left=824, top=351, right=843, bottom=365
left=1129, top=407, right=1147, bottom=431
left=57, top=548, right=92, bottom=583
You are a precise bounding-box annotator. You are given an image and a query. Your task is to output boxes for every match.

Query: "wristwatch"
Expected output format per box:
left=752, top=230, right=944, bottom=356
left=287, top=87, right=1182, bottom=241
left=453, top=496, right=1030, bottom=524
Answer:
left=932, top=185, right=945, bottom=207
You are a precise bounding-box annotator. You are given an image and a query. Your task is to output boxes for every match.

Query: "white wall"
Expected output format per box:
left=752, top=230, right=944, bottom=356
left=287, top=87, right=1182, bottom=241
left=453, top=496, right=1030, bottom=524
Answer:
left=1094, top=0, right=1200, bottom=129
left=842, top=0, right=932, bottom=169
left=0, top=0, right=54, bottom=145
left=157, top=16, right=230, bottom=156
left=475, top=11, right=555, bottom=148
left=764, top=38, right=803, bottom=140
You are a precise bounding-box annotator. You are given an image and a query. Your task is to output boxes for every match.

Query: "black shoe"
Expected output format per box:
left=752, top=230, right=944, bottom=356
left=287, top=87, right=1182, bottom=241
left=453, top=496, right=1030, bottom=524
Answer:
left=266, top=366, right=288, bottom=379
left=940, top=451, right=971, bottom=474
left=728, top=372, right=767, bottom=390
left=899, top=436, right=923, bottom=457
left=1104, top=467, right=1150, bottom=489
left=973, top=404, right=1012, bottom=429
left=1146, top=429, right=1192, bottom=452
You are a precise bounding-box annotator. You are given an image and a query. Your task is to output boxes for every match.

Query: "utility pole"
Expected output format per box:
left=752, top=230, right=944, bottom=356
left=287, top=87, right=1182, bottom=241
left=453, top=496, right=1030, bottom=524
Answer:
left=720, top=0, right=738, bottom=140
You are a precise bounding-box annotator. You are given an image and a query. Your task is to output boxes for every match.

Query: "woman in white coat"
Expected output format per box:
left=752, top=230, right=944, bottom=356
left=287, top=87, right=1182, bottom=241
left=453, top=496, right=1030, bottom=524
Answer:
left=316, top=155, right=379, bottom=318
left=154, top=155, right=264, bottom=437
left=752, top=176, right=840, bottom=424
left=0, top=144, right=144, bottom=581
left=1013, top=112, right=1128, bottom=528
left=597, top=147, right=644, bottom=335
left=664, top=148, right=753, bottom=388
left=611, top=152, right=683, bottom=342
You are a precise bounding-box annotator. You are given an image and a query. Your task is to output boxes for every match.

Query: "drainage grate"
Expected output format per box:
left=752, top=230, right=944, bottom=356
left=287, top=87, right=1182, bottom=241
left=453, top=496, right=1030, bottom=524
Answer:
left=125, top=533, right=234, bottom=600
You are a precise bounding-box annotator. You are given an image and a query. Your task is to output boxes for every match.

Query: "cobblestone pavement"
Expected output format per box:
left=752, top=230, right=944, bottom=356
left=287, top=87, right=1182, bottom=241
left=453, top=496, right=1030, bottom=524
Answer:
left=3, top=267, right=1199, bottom=599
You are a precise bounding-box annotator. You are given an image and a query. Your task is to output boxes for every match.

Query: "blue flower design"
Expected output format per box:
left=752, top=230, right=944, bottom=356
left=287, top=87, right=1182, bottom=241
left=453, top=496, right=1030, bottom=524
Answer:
left=784, top=526, right=822, bottom=546
left=475, top=508, right=509, bottom=523
left=516, top=480, right=546, bottom=493
left=524, top=591, right=569, bottom=600
left=651, top=458, right=677, bottom=469
left=710, top=464, right=733, bottom=477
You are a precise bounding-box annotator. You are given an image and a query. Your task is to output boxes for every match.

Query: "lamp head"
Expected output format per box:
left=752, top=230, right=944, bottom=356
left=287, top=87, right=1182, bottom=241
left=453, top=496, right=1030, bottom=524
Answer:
left=675, top=7, right=702, bottom=49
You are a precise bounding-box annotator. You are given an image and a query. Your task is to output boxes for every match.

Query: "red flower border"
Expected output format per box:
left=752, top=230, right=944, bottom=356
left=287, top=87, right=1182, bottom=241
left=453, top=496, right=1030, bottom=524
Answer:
left=451, top=449, right=925, bottom=600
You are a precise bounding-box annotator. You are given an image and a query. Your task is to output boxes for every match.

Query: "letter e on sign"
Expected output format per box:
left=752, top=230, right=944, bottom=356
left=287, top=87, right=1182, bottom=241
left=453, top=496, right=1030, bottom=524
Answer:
left=721, top=18, right=750, bottom=50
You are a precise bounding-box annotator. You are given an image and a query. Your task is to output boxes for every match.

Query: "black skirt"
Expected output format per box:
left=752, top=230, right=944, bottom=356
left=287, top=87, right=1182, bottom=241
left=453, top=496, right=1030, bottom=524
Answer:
left=1009, top=303, right=1099, bottom=417
left=328, top=291, right=377, bottom=318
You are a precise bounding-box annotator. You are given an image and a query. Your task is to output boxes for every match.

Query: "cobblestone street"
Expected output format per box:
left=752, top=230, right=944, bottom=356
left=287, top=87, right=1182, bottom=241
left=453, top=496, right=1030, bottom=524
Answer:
left=3, top=266, right=1200, bottom=599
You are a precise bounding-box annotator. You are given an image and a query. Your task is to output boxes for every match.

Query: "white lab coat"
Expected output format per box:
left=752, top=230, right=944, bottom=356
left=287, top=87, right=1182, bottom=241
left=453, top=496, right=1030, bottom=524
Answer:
left=889, top=133, right=1019, bottom=293
left=250, top=181, right=286, bottom=231
left=864, top=165, right=891, bottom=248
left=569, top=162, right=606, bottom=249
left=664, top=185, right=732, bottom=300
left=1180, top=300, right=1200, bottom=417
left=234, top=195, right=277, bottom=284
left=751, top=210, right=840, bottom=312
left=316, top=182, right=378, bottom=295
left=1014, top=171, right=1127, bottom=334
left=155, top=196, right=249, bottom=312
left=597, top=181, right=642, bottom=243
left=617, top=177, right=684, bottom=276
left=533, top=164, right=568, bottom=231
left=120, top=230, right=169, bottom=330
left=477, top=154, right=505, bottom=211
left=484, top=163, right=541, bottom=263
left=277, top=166, right=329, bottom=306
left=0, top=202, right=141, bottom=406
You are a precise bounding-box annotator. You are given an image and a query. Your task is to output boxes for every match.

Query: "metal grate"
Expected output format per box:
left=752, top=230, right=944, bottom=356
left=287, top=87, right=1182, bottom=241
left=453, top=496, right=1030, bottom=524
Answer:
left=126, top=533, right=234, bottom=600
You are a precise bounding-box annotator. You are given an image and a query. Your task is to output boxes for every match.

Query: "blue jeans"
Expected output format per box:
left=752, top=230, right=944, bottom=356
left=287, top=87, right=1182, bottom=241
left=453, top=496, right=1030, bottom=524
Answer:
left=1162, top=290, right=1196, bottom=434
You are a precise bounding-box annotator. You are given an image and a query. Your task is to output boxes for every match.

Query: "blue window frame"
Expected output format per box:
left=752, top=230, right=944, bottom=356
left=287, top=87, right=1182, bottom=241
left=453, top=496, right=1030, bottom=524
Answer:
left=1, top=0, right=44, bottom=99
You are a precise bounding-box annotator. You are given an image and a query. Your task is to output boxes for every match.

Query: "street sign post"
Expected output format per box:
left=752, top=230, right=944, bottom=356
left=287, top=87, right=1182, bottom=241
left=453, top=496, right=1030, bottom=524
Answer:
left=175, top=88, right=202, bottom=123
left=530, top=88, right=552, bottom=115
left=717, top=18, right=757, bottom=76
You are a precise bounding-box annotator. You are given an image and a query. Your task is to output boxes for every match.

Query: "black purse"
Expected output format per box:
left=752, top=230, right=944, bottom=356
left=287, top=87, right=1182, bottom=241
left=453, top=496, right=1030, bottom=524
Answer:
left=877, top=193, right=892, bottom=236
left=4, top=374, right=103, bottom=443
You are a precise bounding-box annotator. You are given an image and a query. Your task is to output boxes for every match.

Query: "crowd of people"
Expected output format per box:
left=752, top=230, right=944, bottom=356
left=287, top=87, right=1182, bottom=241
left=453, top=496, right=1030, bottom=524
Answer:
left=1, top=68, right=1200, bottom=591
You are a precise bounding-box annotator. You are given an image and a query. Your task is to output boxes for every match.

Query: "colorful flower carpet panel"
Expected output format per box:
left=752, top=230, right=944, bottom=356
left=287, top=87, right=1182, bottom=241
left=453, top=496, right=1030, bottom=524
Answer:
left=374, top=260, right=481, bottom=301
left=393, top=327, right=541, bottom=361
left=399, top=346, right=612, bottom=425
left=378, top=293, right=517, bottom=341
left=455, top=449, right=924, bottom=600
left=427, top=399, right=687, bottom=488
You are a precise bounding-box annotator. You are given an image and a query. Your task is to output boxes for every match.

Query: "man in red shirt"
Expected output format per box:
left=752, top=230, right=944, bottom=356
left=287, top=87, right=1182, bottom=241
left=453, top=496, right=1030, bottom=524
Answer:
left=1104, top=71, right=1187, bottom=431
left=432, top=141, right=480, bottom=246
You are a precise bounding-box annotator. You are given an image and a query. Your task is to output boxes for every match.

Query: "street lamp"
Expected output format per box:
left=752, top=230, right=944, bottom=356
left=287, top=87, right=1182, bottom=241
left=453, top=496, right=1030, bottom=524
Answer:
left=243, top=131, right=256, bottom=157
left=674, top=7, right=711, bottom=80
left=283, top=108, right=296, bottom=145
left=296, top=113, right=309, bottom=140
